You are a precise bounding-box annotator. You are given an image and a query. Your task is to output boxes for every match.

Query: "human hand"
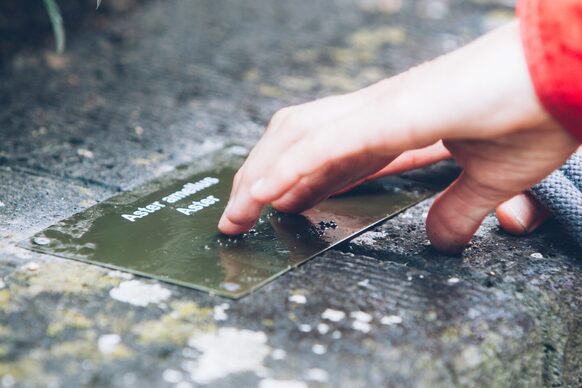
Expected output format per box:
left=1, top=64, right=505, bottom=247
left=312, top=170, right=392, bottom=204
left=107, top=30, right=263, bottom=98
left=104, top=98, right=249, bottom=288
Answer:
left=333, top=140, right=554, bottom=236
left=218, top=21, right=579, bottom=253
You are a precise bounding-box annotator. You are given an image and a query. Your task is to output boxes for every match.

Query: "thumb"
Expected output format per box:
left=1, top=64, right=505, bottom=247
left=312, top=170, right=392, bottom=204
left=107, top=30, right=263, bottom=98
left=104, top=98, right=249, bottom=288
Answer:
left=495, top=193, right=550, bottom=235
left=426, top=172, right=510, bottom=253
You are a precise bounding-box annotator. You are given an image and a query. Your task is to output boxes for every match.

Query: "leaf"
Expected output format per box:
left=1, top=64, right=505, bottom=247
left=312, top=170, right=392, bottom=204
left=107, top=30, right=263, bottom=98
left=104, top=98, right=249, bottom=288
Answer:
left=43, top=0, right=65, bottom=53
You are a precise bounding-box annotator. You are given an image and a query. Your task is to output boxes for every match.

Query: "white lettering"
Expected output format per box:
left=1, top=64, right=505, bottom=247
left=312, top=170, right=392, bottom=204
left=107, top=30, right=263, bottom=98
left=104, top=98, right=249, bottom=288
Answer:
left=162, top=177, right=220, bottom=204
left=176, top=195, right=220, bottom=216
left=121, top=201, right=166, bottom=222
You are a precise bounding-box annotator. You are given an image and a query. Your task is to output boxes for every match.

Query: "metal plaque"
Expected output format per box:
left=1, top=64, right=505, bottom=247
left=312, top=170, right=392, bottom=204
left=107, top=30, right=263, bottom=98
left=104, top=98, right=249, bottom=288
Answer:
left=20, top=147, right=433, bottom=298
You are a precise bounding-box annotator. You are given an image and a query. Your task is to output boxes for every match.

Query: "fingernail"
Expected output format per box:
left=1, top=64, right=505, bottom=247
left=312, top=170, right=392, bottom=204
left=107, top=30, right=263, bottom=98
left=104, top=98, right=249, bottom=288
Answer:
left=218, top=202, right=232, bottom=229
left=505, top=196, right=532, bottom=233
left=250, top=178, right=266, bottom=199
left=218, top=212, right=229, bottom=230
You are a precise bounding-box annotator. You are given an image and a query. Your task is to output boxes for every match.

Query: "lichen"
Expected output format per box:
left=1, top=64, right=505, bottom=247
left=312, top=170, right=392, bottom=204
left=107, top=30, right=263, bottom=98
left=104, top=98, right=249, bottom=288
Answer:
left=134, top=301, right=214, bottom=345
left=13, top=261, right=119, bottom=297
left=46, top=310, right=92, bottom=337
left=0, top=289, right=11, bottom=311
left=0, top=358, right=46, bottom=383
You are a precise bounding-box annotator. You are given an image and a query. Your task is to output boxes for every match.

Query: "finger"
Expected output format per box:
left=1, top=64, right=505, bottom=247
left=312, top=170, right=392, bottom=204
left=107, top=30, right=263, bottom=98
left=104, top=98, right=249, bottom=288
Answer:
left=222, top=94, right=368, bottom=231
left=271, top=154, right=389, bottom=213
left=370, top=141, right=451, bottom=177
left=250, top=125, right=385, bottom=205
left=495, top=192, right=550, bottom=235
left=219, top=108, right=297, bottom=233
left=426, top=171, right=513, bottom=253
left=218, top=190, right=263, bottom=234
left=334, top=141, right=451, bottom=195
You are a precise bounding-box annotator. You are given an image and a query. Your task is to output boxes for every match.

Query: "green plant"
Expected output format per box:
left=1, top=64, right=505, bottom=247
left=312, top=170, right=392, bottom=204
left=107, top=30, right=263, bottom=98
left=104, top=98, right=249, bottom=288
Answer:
left=43, top=0, right=101, bottom=53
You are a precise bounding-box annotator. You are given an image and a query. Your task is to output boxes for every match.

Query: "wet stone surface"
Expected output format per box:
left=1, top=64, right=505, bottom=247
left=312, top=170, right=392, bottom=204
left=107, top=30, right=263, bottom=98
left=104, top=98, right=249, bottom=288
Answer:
left=0, top=0, right=580, bottom=387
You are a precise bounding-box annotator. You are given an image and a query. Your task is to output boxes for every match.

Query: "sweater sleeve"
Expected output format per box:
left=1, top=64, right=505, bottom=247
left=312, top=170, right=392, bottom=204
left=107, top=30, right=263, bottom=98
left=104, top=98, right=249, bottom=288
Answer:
left=517, top=0, right=582, bottom=142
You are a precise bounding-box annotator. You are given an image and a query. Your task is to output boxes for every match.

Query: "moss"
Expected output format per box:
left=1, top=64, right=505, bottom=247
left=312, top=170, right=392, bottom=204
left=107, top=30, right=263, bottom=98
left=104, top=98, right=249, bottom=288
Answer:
left=258, top=84, right=285, bottom=98
left=0, top=324, right=12, bottom=337
left=0, top=289, right=11, bottom=311
left=0, top=358, right=45, bottom=381
left=0, top=344, right=10, bottom=358
left=46, top=310, right=92, bottom=337
left=51, top=340, right=97, bottom=359
left=104, top=343, right=134, bottom=360
left=279, top=76, right=316, bottom=92
left=261, top=318, right=275, bottom=328
left=135, top=301, right=214, bottom=345
left=50, top=337, right=134, bottom=361
left=348, top=26, right=406, bottom=49
left=14, top=262, right=118, bottom=296
left=170, top=301, right=208, bottom=318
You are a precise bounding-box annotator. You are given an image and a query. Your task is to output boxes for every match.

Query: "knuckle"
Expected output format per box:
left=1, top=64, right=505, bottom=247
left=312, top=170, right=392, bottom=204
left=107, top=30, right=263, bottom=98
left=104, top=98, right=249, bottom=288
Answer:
left=267, top=106, right=298, bottom=131
left=269, top=106, right=295, bottom=129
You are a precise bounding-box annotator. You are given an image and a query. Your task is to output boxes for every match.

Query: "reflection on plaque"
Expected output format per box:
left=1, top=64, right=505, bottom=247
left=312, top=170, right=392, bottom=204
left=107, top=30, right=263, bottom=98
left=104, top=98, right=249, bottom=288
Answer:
left=20, top=147, right=434, bottom=298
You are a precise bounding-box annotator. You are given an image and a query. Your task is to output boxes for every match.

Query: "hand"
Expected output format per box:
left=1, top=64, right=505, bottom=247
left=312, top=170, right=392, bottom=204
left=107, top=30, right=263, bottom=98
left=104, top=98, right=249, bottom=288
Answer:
left=333, top=141, right=553, bottom=236
left=218, top=21, right=579, bottom=253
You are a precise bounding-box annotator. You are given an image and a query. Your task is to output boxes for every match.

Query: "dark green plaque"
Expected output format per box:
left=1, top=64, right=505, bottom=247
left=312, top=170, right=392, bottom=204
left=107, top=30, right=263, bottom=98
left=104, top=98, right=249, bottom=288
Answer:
left=20, top=147, right=433, bottom=298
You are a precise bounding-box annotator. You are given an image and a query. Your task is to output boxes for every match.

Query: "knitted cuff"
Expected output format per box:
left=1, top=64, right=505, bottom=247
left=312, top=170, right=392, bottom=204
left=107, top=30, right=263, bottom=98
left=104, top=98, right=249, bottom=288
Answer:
left=530, top=152, right=582, bottom=246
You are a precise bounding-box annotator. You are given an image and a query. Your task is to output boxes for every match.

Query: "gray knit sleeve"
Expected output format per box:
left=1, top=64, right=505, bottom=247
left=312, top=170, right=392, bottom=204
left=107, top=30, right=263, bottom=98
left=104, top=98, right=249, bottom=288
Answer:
left=530, top=152, right=582, bottom=247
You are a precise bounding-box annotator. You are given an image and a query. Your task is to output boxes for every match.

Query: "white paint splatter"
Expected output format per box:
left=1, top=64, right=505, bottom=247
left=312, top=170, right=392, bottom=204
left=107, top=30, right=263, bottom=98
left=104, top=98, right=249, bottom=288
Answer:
left=107, top=270, right=133, bottom=280
left=312, top=344, right=326, bottom=355
left=271, top=349, right=286, bottom=360
left=98, top=334, right=121, bottom=354
left=298, top=324, right=312, bottom=333
left=332, top=330, right=342, bottom=339
left=321, top=309, right=345, bottom=322
left=317, top=323, right=329, bottom=335
left=213, top=304, right=229, bottom=321
left=447, top=277, right=460, bottom=284
left=109, top=280, right=171, bottom=306
left=530, top=252, right=544, bottom=259
left=24, top=262, right=39, bottom=271
left=220, top=282, right=241, bottom=292
left=380, top=315, right=403, bottom=325
left=357, top=279, right=370, bottom=287
left=77, top=148, right=95, bottom=159
left=187, top=328, right=270, bottom=384
left=1, top=374, right=15, bottom=388
left=227, top=145, right=250, bottom=156
left=351, top=231, right=387, bottom=246
left=259, top=379, right=307, bottom=388
left=305, top=368, right=329, bottom=383
left=288, top=294, right=307, bottom=304
left=162, top=369, right=184, bottom=384
left=352, top=320, right=371, bottom=333
left=182, top=348, right=197, bottom=358
left=350, top=311, right=373, bottom=323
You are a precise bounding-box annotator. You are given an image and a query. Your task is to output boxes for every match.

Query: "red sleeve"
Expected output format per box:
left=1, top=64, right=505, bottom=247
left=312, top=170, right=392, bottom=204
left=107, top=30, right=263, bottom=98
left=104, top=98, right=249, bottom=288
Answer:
left=517, top=0, right=582, bottom=142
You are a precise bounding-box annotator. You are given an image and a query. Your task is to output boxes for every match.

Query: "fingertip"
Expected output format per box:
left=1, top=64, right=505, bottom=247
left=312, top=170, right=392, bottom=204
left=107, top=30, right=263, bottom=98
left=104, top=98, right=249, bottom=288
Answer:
left=495, top=193, right=549, bottom=235
left=425, top=174, right=496, bottom=255
left=425, top=207, right=469, bottom=255
left=495, top=202, right=528, bottom=236
left=218, top=214, right=255, bottom=235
